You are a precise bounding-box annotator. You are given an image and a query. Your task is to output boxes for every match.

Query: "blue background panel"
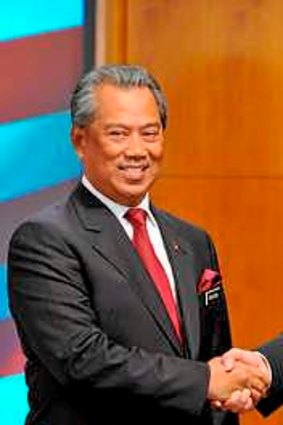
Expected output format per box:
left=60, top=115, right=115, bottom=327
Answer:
left=0, top=265, right=9, bottom=320
left=0, top=111, right=81, bottom=202
left=0, top=1, right=86, bottom=421
left=0, top=374, right=28, bottom=424
left=0, top=0, right=83, bottom=42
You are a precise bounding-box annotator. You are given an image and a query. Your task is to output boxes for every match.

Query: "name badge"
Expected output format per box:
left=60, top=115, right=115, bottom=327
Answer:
left=205, top=286, right=221, bottom=306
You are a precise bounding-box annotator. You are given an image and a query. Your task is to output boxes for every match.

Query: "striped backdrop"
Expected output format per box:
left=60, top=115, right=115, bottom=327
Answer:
left=0, top=1, right=85, bottom=423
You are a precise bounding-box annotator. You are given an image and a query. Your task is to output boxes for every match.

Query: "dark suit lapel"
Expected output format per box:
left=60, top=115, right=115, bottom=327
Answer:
left=154, top=211, right=201, bottom=360
left=94, top=221, right=183, bottom=354
left=70, top=184, right=182, bottom=354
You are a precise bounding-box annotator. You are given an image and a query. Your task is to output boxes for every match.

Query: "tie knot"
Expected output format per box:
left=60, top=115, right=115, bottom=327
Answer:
left=125, top=208, right=147, bottom=228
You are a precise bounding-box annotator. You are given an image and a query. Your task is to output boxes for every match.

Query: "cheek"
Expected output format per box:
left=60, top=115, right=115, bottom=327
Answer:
left=151, top=146, right=164, bottom=163
left=86, top=145, right=117, bottom=166
left=99, top=145, right=125, bottom=162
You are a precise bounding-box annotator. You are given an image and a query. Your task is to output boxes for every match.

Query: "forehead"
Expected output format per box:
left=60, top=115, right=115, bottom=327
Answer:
left=93, top=84, right=160, bottom=120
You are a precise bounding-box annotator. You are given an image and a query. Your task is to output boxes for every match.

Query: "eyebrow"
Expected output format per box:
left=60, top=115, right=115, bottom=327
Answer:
left=141, top=123, right=161, bottom=130
left=104, top=122, right=161, bottom=130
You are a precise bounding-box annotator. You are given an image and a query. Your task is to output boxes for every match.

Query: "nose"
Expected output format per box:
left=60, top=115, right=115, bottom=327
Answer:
left=124, top=132, right=146, bottom=157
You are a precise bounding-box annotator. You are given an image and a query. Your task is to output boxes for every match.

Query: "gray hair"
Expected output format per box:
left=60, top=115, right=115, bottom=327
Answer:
left=70, top=64, right=168, bottom=129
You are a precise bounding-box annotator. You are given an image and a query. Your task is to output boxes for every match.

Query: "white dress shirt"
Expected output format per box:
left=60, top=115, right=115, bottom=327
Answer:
left=82, top=175, right=178, bottom=300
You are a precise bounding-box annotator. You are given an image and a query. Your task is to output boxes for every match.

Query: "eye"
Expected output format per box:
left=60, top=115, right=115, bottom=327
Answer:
left=109, top=130, right=123, bottom=136
left=142, top=130, right=160, bottom=141
left=107, top=129, right=128, bottom=140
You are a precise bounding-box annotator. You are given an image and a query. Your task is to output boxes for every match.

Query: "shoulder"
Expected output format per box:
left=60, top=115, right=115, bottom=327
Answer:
left=8, top=192, right=72, bottom=252
left=9, top=182, right=90, bottom=237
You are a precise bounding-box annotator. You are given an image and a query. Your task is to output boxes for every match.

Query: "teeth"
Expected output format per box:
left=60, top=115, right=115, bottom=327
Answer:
left=119, top=164, right=148, bottom=171
left=123, top=166, right=144, bottom=170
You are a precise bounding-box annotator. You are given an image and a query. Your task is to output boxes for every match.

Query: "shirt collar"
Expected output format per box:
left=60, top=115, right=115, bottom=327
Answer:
left=81, top=175, right=156, bottom=225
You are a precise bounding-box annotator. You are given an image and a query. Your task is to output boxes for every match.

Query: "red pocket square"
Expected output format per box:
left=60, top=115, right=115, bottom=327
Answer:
left=197, top=269, right=221, bottom=293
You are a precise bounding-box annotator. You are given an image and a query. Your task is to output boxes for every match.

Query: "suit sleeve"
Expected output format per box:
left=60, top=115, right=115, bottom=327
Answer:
left=8, top=220, right=210, bottom=416
left=257, top=334, right=283, bottom=416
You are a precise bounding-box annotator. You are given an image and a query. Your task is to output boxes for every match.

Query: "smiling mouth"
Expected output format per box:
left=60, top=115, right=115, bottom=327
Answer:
left=119, top=164, right=148, bottom=171
left=119, top=164, right=149, bottom=179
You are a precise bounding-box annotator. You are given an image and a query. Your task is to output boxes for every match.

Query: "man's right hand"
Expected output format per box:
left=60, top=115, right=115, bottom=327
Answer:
left=207, top=354, right=269, bottom=405
left=212, top=348, right=272, bottom=413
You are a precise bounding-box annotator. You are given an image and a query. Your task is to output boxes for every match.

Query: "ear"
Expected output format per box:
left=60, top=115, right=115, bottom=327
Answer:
left=71, top=126, right=87, bottom=160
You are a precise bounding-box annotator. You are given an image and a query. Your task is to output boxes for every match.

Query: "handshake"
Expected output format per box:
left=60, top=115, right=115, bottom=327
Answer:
left=207, top=348, right=272, bottom=414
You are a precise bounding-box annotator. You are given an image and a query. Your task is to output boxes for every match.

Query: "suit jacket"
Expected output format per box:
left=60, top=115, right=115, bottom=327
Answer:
left=257, top=334, right=283, bottom=416
left=8, top=182, right=238, bottom=425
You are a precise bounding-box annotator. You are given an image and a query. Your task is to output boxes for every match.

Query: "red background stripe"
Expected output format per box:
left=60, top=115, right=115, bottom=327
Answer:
left=0, top=319, right=25, bottom=376
left=0, top=28, right=83, bottom=124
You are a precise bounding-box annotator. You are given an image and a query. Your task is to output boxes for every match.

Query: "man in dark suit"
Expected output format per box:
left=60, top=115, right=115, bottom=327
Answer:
left=8, top=64, right=267, bottom=424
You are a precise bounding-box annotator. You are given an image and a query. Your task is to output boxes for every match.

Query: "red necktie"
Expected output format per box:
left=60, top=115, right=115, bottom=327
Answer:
left=125, top=208, right=182, bottom=342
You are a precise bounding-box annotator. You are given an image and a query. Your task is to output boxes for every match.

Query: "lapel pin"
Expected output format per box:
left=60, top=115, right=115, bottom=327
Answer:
left=173, top=242, right=179, bottom=252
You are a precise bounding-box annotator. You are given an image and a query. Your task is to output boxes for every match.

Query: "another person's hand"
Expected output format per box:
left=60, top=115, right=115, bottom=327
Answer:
left=211, top=348, right=272, bottom=413
left=207, top=353, right=269, bottom=409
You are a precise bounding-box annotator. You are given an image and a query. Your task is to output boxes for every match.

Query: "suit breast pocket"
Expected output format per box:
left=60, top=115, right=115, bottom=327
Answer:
left=198, top=285, right=229, bottom=359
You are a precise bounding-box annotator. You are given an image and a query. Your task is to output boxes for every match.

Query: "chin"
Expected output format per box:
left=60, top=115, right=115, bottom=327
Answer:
left=123, top=194, right=145, bottom=206
left=116, top=191, right=145, bottom=206
left=113, top=180, right=153, bottom=205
